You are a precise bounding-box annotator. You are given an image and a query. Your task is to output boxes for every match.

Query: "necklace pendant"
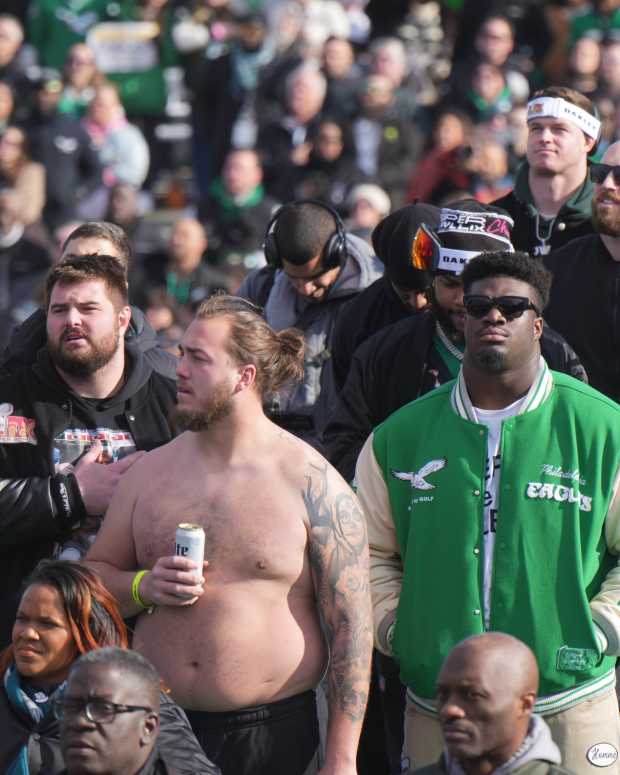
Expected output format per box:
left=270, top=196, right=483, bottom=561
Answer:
left=533, top=243, right=551, bottom=256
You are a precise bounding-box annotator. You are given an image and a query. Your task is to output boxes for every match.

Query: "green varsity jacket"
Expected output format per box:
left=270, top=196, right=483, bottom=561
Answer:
left=356, top=361, right=620, bottom=715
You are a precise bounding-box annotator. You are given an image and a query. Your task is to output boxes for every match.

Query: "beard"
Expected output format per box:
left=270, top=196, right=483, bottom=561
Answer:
left=431, top=289, right=465, bottom=343
left=48, top=328, right=121, bottom=377
left=592, top=197, right=620, bottom=237
left=475, top=347, right=507, bottom=372
left=171, top=380, right=234, bottom=432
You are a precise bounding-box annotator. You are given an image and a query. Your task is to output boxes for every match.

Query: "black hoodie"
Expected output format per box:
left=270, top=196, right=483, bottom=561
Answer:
left=0, top=344, right=177, bottom=647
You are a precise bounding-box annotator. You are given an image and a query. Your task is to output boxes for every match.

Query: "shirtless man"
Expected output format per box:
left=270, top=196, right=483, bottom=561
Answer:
left=87, top=294, right=372, bottom=775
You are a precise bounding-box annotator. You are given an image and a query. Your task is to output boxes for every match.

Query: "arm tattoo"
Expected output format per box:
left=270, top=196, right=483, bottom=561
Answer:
left=303, top=463, right=372, bottom=723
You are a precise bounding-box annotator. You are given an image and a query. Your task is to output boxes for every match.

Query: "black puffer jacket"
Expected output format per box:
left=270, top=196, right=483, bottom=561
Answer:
left=322, top=309, right=588, bottom=481
left=0, top=346, right=177, bottom=646
left=0, top=686, right=221, bottom=774
left=1, top=305, right=178, bottom=381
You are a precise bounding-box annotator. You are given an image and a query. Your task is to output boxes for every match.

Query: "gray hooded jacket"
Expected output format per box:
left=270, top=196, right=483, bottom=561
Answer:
left=237, top=233, right=382, bottom=439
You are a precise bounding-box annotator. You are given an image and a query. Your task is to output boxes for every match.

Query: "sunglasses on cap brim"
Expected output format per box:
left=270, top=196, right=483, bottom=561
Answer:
left=463, top=294, right=541, bottom=319
left=590, top=163, right=620, bottom=186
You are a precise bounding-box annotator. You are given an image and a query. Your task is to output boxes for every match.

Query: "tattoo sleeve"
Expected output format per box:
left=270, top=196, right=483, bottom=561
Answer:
left=304, top=463, right=372, bottom=724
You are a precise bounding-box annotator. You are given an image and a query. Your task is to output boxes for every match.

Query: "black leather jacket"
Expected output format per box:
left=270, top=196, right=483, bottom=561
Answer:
left=0, top=346, right=177, bottom=646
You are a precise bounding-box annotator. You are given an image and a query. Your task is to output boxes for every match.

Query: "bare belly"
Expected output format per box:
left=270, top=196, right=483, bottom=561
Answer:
left=133, top=579, right=328, bottom=711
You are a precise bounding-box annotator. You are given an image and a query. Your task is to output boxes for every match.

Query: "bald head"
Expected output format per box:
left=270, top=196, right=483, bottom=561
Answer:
left=446, top=632, right=539, bottom=696
left=436, top=633, right=538, bottom=768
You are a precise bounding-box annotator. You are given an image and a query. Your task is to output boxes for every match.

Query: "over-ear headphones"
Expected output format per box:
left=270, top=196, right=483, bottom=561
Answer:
left=263, top=199, right=348, bottom=270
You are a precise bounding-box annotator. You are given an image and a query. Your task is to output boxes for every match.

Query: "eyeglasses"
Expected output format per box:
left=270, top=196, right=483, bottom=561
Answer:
left=590, top=163, right=620, bottom=186
left=463, top=294, right=540, bottom=319
left=52, top=697, right=153, bottom=724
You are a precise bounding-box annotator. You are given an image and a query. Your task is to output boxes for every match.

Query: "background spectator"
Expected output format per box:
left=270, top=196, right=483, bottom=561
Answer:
left=82, top=81, right=150, bottom=192
left=352, top=73, right=423, bottom=208
left=24, top=73, right=102, bottom=231
left=321, top=36, right=361, bottom=119
left=57, top=43, right=103, bottom=119
left=257, top=62, right=328, bottom=200
left=0, top=188, right=50, bottom=346
left=202, top=147, right=278, bottom=269
left=346, top=182, right=391, bottom=243
left=566, top=34, right=601, bottom=98
left=407, top=108, right=473, bottom=204
left=0, top=124, right=45, bottom=226
left=288, top=117, right=361, bottom=211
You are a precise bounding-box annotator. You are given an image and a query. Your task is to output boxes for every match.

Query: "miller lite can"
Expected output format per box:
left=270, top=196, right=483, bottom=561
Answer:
left=175, top=523, right=205, bottom=569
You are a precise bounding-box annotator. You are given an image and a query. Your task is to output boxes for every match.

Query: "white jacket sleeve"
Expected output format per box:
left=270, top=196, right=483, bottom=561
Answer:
left=355, top=433, right=402, bottom=655
left=590, top=462, right=620, bottom=655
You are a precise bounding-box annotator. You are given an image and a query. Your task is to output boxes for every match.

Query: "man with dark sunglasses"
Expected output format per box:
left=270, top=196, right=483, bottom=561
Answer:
left=356, top=250, right=620, bottom=774
left=492, top=86, right=598, bottom=256
left=544, top=140, right=620, bottom=403
left=322, top=200, right=586, bottom=483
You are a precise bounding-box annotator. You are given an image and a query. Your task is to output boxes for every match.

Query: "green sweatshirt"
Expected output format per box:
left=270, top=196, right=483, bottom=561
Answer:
left=356, top=363, right=620, bottom=715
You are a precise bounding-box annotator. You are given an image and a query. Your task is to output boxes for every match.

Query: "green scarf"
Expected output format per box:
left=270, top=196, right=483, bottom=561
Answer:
left=4, top=664, right=66, bottom=775
left=209, top=178, right=265, bottom=221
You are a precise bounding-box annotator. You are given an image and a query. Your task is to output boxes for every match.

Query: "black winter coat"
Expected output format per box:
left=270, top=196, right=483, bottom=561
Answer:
left=544, top=234, right=620, bottom=401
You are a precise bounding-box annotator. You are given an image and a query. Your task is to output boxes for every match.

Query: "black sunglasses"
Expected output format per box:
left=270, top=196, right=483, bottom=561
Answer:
left=463, top=295, right=540, bottom=319
left=590, top=163, right=620, bottom=186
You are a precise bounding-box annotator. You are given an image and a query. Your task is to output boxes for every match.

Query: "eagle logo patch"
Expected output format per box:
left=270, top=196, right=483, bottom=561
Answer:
left=391, top=458, right=447, bottom=491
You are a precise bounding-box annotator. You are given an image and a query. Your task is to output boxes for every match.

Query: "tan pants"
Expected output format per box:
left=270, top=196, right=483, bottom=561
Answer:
left=403, top=688, right=620, bottom=775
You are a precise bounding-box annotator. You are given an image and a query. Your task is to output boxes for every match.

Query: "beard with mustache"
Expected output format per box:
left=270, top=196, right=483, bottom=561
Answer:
left=171, top=379, right=234, bottom=432
left=593, top=191, right=620, bottom=237
left=48, top=327, right=121, bottom=377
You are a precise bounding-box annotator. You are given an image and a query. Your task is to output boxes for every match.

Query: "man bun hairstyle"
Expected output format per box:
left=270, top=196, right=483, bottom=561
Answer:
left=45, top=253, right=129, bottom=309
left=195, top=294, right=305, bottom=398
left=461, top=250, right=552, bottom=312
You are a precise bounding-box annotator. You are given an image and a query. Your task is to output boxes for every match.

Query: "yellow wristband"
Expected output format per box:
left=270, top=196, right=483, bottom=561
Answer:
left=131, top=570, right=153, bottom=611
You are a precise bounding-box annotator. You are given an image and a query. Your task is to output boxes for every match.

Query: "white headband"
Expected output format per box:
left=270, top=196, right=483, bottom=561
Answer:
left=526, top=97, right=600, bottom=140
left=436, top=248, right=481, bottom=275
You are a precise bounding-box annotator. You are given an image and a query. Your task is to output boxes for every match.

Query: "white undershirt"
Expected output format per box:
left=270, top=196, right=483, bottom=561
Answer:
left=473, top=395, right=527, bottom=626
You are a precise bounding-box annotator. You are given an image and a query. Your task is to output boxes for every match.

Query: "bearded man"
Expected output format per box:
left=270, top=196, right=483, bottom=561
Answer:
left=543, top=140, right=620, bottom=402
left=0, top=253, right=177, bottom=646
left=87, top=295, right=373, bottom=775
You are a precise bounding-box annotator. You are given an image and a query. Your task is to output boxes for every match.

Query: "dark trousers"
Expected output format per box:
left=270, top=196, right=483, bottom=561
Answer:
left=185, top=690, right=320, bottom=775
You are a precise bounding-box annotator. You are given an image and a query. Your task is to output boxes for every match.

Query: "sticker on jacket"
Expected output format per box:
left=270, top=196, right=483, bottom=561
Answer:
left=0, top=414, right=37, bottom=445
left=53, top=427, right=136, bottom=466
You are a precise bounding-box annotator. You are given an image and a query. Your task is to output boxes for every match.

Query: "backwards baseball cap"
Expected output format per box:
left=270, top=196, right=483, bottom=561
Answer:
left=372, top=202, right=440, bottom=291
left=526, top=96, right=600, bottom=140
left=411, top=199, right=514, bottom=276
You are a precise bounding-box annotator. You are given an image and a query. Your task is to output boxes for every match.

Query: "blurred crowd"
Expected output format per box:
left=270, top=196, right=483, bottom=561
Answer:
left=0, top=0, right=619, bottom=348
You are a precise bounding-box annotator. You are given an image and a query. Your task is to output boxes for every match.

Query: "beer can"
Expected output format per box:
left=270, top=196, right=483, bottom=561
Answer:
left=175, top=523, right=205, bottom=569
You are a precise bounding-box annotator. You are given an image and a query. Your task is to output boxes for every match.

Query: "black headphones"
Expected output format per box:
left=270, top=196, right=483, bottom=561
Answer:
left=263, top=199, right=348, bottom=270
